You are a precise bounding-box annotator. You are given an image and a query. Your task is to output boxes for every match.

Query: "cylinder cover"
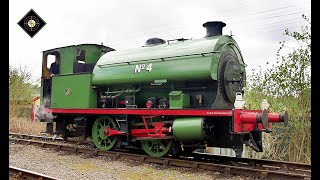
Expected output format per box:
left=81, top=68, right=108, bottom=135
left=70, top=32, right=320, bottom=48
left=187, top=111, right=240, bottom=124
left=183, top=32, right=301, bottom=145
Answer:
left=172, top=117, right=204, bottom=141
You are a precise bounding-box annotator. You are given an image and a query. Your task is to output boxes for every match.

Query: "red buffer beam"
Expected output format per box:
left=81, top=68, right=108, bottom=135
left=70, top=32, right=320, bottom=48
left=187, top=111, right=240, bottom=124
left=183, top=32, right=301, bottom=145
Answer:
left=45, top=108, right=288, bottom=133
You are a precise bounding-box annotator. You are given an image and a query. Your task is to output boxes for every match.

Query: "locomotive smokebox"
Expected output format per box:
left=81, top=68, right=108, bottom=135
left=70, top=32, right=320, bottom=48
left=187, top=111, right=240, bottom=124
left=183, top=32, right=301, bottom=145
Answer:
left=203, top=21, right=226, bottom=37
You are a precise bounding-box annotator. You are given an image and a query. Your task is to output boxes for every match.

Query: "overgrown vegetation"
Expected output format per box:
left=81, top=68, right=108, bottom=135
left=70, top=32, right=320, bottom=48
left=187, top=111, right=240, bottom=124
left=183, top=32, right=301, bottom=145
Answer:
left=245, top=15, right=311, bottom=163
left=9, top=65, right=45, bottom=134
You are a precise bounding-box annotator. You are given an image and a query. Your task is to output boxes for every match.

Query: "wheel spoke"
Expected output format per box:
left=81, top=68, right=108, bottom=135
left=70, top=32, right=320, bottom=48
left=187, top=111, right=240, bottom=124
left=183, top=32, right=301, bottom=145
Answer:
left=92, top=116, right=118, bottom=151
left=150, top=143, right=154, bottom=150
left=98, top=123, right=103, bottom=129
left=141, top=139, right=172, bottom=157
left=159, top=143, right=165, bottom=149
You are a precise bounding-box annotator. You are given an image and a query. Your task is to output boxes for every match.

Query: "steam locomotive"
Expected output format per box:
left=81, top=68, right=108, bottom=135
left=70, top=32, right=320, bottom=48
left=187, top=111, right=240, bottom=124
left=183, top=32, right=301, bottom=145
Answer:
left=36, top=21, right=288, bottom=157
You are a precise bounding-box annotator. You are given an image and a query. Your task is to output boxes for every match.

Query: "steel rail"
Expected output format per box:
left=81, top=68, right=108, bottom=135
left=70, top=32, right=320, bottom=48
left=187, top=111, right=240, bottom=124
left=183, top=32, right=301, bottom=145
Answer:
left=9, top=132, right=311, bottom=173
left=192, top=152, right=311, bottom=173
left=9, top=166, right=59, bottom=180
left=9, top=132, right=65, bottom=141
left=9, top=137, right=311, bottom=180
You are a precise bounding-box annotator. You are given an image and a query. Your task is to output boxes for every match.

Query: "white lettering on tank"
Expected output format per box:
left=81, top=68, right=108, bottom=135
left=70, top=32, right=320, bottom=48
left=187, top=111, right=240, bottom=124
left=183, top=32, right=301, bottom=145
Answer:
left=134, top=63, right=152, bottom=74
left=134, top=65, right=142, bottom=73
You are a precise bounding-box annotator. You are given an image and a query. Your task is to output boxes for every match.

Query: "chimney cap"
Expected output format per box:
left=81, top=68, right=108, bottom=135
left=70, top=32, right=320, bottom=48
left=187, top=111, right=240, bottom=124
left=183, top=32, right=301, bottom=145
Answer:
left=203, top=21, right=226, bottom=28
left=203, top=21, right=226, bottom=37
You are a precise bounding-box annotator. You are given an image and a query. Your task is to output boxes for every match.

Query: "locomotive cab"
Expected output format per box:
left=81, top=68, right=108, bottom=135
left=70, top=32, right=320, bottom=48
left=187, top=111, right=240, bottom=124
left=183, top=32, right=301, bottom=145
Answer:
left=38, top=44, right=115, bottom=114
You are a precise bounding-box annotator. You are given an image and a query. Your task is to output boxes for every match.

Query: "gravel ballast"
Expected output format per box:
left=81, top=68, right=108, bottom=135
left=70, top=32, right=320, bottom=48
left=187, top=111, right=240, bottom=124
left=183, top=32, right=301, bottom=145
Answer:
left=9, top=142, right=251, bottom=180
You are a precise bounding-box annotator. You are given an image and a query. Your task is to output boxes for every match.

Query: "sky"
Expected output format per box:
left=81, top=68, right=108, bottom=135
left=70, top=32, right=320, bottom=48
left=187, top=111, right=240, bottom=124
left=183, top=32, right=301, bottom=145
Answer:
left=9, top=0, right=311, bottom=83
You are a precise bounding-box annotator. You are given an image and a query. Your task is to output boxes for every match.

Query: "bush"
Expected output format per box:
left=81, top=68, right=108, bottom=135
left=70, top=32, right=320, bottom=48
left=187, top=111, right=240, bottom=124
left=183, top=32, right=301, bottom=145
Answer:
left=244, top=15, right=311, bottom=163
left=9, top=65, right=45, bottom=134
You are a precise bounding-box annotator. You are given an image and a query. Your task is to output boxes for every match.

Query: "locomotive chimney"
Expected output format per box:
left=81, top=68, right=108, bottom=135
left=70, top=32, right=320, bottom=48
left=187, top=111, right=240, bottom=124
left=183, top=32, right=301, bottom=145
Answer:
left=203, top=21, right=226, bottom=37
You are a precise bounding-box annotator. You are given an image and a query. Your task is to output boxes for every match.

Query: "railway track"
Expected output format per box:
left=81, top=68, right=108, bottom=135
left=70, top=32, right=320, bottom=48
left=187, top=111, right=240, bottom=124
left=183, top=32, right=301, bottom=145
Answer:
left=9, top=133, right=311, bottom=179
left=9, top=166, right=58, bottom=180
left=9, top=132, right=65, bottom=141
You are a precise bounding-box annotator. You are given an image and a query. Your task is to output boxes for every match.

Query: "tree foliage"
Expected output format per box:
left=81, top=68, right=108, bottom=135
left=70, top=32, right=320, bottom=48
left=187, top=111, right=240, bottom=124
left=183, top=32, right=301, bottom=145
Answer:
left=9, top=65, right=39, bottom=105
left=247, top=14, right=310, bottom=114
left=245, top=14, right=311, bottom=163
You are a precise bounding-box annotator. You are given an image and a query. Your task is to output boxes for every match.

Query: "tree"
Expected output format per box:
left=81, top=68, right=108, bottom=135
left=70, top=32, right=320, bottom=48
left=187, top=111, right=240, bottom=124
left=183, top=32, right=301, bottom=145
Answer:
left=9, top=65, right=39, bottom=105
left=245, top=14, right=311, bottom=163
left=248, top=14, right=310, bottom=113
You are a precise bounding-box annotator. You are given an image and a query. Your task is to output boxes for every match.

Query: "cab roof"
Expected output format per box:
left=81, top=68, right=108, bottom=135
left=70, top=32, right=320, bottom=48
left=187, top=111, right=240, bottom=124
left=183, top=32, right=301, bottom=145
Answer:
left=42, top=43, right=114, bottom=53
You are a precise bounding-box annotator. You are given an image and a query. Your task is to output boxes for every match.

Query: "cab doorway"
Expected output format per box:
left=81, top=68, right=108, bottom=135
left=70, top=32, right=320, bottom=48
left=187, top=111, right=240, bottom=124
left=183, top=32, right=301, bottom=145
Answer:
left=42, top=51, right=60, bottom=107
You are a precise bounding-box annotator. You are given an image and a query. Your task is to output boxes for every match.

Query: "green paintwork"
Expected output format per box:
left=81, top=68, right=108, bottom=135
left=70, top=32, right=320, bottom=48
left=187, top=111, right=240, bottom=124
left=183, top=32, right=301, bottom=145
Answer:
left=51, top=74, right=96, bottom=108
left=58, top=48, right=74, bottom=74
left=169, top=91, right=190, bottom=109
left=172, top=117, right=204, bottom=141
left=92, top=36, right=245, bottom=86
left=39, top=44, right=114, bottom=106
left=140, top=139, right=173, bottom=157
left=81, top=44, right=113, bottom=64
left=92, top=116, right=118, bottom=151
left=46, top=44, right=112, bottom=75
